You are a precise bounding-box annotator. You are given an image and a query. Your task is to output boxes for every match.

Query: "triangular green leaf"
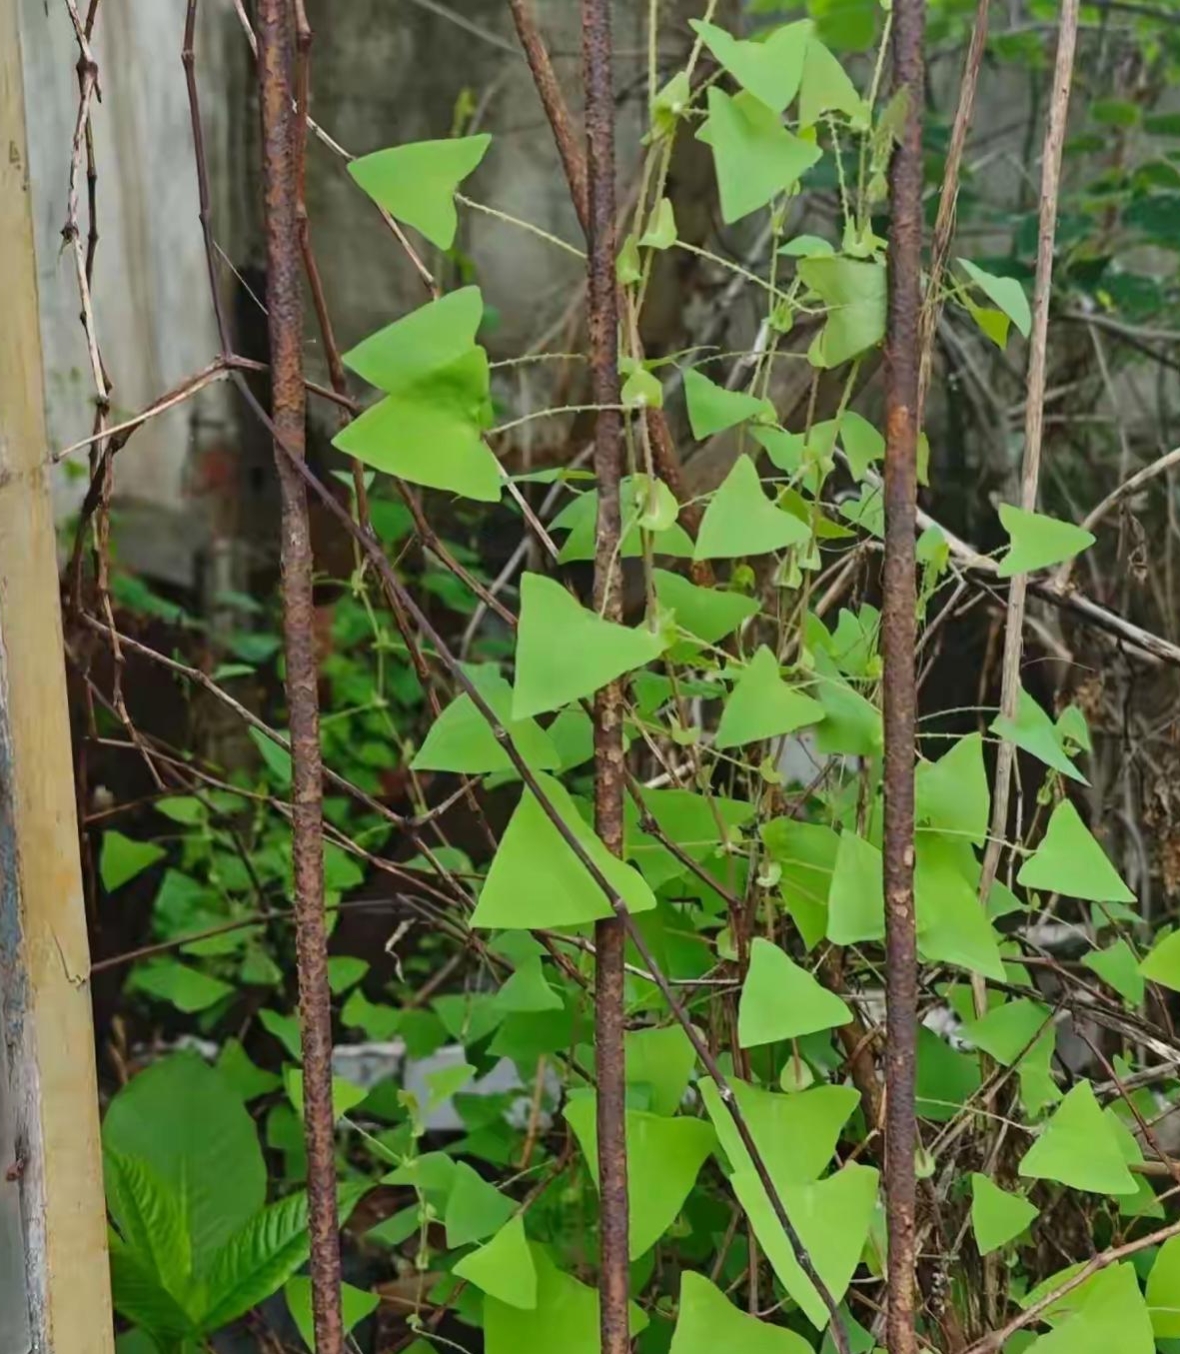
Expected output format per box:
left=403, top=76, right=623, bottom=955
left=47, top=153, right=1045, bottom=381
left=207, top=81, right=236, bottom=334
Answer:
left=625, top=1025, right=697, bottom=1116
left=1084, top=938, right=1145, bottom=1004
left=654, top=568, right=760, bottom=646
left=1018, top=1082, right=1138, bottom=1195
left=285, top=1276, right=378, bottom=1350
left=959, top=260, right=1032, bottom=338
left=671, top=1271, right=814, bottom=1354
left=1147, top=1233, right=1180, bottom=1337
left=798, top=39, right=868, bottom=127
left=342, top=288, right=484, bottom=392
left=453, top=1215, right=537, bottom=1309
left=916, top=733, right=990, bottom=848
left=827, top=830, right=884, bottom=944
left=963, top=998, right=1053, bottom=1067
left=1017, top=800, right=1135, bottom=903
left=684, top=367, right=773, bottom=439
left=991, top=688, right=1087, bottom=785
left=412, top=667, right=560, bottom=774
left=1027, top=1263, right=1153, bottom=1354
left=444, top=1161, right=515, bottom=1248
left=715, top=646, right=825, bottom=749
left=970, top=1174, right=1039, bottom=1255
left=348, top=135, right=491, bottom=249
left=1138, top=929, right=1180, bottom=992
left=915, top=836, right=1006, bottom=981
left=639, top=196, right=677, bottom=249
left=471, top=772, right=657, bottom=928
left=565, top=1093, right=716, bottom=1258
left=697, top=88, right=822, bottom=223
left=798, top=257, right=886, bottom=367
left=513, top=573, right=665, bottom=719
left=996, top=505, right=1095, bottom=578
left=101, top=831, right=166, bottom=892
left=738, top=938, right=852, bottom=1047
left=689, top=19, right=812, bottom=113
left=838, top=410, right=884, bottom=479
left=695, top=456, right=811, bottom=561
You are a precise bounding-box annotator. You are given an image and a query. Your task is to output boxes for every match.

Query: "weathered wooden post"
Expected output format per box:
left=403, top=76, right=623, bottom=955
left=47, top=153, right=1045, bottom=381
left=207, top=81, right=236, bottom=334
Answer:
left=0, top=0, right=115, bottom=1348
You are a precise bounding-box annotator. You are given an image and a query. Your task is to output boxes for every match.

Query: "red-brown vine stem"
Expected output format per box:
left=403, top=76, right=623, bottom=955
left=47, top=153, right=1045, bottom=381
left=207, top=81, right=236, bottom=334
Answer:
left=581, top=0, right=630, bottom=1349
left=256, top=1, right=343, bottom=1349
left=881, top=0, right=926, bottom=1349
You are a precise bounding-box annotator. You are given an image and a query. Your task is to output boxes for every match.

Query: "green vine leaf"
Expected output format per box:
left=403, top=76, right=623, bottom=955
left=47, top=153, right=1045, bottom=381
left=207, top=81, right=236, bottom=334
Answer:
left=694, top=456, right=811, bottom=561
left=639, top=196, right=678, bottom=249
left=348, top=135, right=491, bottom=249
left=996, top=505, right=1096, bottom=578
left=828, top=830, right=884, bottom=944
left=715, top=646, right=825, bottom=749
left=689, top=19, right=812, bottom=114
left=1019, top=1082, right=1139, bottom=1195
left=471, top=772, right=657, bottom=928
left=1147, top=1234, right=1180, bottom=1338
left=654, top=568, right=760, bottom=647
left=1083, top=938, right=1146, bottom=1004
left=684, top=367, right=774, bottom=438
left=970, top=1174, right=1039, bottom=1255
left=625, top=1025, right=698, bottom=1116
left=1025, top=1262, right=1153, bottom=1354
left=1137, top=929, right=1180, bottom=991
left=838, top=410, right=884, bottom=479
left=564, top=1092, right=716, bottom=1258
left=452, top=1215, right=537, bottom=1310
left=285, top=1276, right=378, bottom=1350
left=958, top=259, right=1033, bottom=339
left=512, top=573, right=665, bottom=719
left=697, top=89, right=822, bottom=223
left=671, top=1271, right=814, bottom=1354
left=991, top=687, right=1088, bottom=785
left=101, top=831, right=166, bottom=892
left=915, top=836, right=1006, bottom=981
left=1017, top=800, right=1135, bottom=904
left=443, top=1161, right=515, bottom=1248
left=412, top=667, right=560, bottom=775
left=799, top=257, right=887, bottom=367
left=916, top=732, right=990, bottom=848
left=798, top=39, right=869, bottom=128
left=737, top=938, right=852, bottom=1047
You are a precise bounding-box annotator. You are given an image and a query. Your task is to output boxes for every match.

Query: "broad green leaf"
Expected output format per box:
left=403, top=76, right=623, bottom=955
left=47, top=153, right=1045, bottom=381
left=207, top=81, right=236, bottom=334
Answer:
left=153, top=796, right=205, bottom=825
left=996, top=505, right=1095, bottom=578
left=827, top=831, right=883, bottom=944
left=348, top=135, right=491, bottom=249
left=285, top=1276, right=378, bottom=1350
left=654, top=568, right=760, bottom=645
left=697, top=88, right=822, bottom=223
left=731, top=1163, right=879, bottom=1329
left=444, top=1161, right=515, bottom=1248
left=104, top=1149, right=193, bottom=1307
left=671, top=1271, right=814, bottom=1354
left=383, top=1152, right=457, bottom=1210
left=332, top=390, right=502, bottom=502
left=552, top=478, right=694, bottom=562
left=689, top=19, right=812, bottom=113
left=471, top=772, right=656, bottom=928
left=1017, top=800, right=1135, bottom=903
left=811, top=662, right=882, bottom=757
left=762, top=819, right=839, bottom=948
left=200, top=1191, right=310, bottom=1329
left=799, top=257, right=886, bottom=367
left=838, top=410, right=884, bottom=479
left=684, top=367, right=773, bottom=439
left=916, top=733, right=990, bottom=847
left=915, top=835, right=1006, bottom=981
left=1138, top=930, right=1180, bottom=992
left=715, top=646, right=825, bottom=749
left=1147, top=1234, right=1180, bottom=1337
left=565, top=1092, right=715, bottom=1258
left=1027, top=1263, right=1153, bottom=1354
left=779, top=233, right=835, bottom=258
left=1084, top=939, right=1145, bottom=1004
left=453, top=1215, right=536, bottom=1309
left=963, top=999, right=1053, bottom=1066
left=412, top=667, right=559, bottom=774
left=108, top=1240, right=196, bottom=1341
left=625, top=1025, right=697, bottom=1116
left=622, top=365, right=664, bottom=409
left=970, top=1174, right=1038, bottom=1255
left=639, top=196, right=677, bottom=249
left=959, top=260, right=1032, bottom=338
left=625, top=787, right=752, bottom=889
left=798, top=38, right=869, bottom=127
left=102, top=831, right=166, bottom=892
left=483, top=1245, right=646, bottom=1354
left=699, top=1077, right=859, bottom=1186
left=738, top=938, right=852, bottom=1047
left=128, top=959, right=234, bottom=1014
left=916, top=1026, right=981, bottom=1122
left=342, top=287, right=484, bottom=392
left=1018, top=1082, right=1138, bottom=1195
left=217, top=1039, right=282, bottom=1103
left=103, top=1053, right=265, bottom=1267
left=495, top=956, right=562, bottom=1013
left=991, top=688, right=1087, bottom=785
left=512, top=573, right=665, bottom=719
left=694, top=456, right=811, bottom=561
left=966, top=298, right=1011, bottom=349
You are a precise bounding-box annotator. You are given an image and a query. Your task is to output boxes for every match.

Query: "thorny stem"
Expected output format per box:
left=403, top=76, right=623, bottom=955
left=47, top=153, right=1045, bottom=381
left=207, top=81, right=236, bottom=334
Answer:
left=881, top=0, right=925, bottom=1349
left=256, top=1, right=343, bottom=1349
left=582, top=0, right=630, bottom=1349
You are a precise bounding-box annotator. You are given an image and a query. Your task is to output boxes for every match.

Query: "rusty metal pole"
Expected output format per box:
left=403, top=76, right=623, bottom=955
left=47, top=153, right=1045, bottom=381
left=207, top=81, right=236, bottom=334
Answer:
left=256, top=2, right=343, bottom=1350
left=582, top=0, right=631, bottom=1350
left=882, top=0, right=925, bottom=1350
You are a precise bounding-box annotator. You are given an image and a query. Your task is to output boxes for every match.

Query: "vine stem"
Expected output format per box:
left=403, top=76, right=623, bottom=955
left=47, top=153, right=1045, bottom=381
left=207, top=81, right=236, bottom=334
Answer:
left=978, top=0, right=1081, bottom=903
left=582, top=0, right=630, bottom=1348
left=256, top=1, right=343, bottom=1349
left=881, top=0, right=925, bottom=1348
